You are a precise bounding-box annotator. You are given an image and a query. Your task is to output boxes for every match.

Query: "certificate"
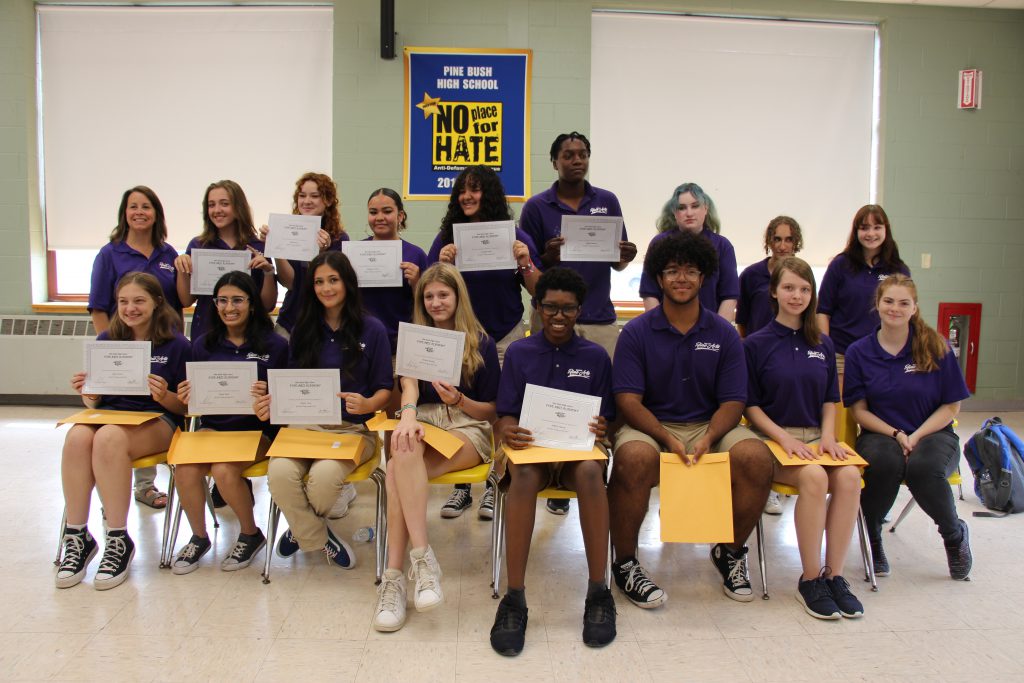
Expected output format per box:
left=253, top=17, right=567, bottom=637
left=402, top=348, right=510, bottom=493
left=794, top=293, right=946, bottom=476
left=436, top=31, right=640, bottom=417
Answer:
left=560, top=215, right=623, bottom=263
left=518, top=383, right=602, bottom=451
left=453, top=220, right=516, bottom=272
left=264, top=213, right=322, bottom=262
left=395, top=323, right=465, bottom=385
left=186, top=361, right=258, bottom=416
left=83, top=341, right=151, bottom=396
left=267, top=369, right=341, bottom=425
left=190, top=248, right=251, bottom=296
left=342, top=240, right=403, bottom=287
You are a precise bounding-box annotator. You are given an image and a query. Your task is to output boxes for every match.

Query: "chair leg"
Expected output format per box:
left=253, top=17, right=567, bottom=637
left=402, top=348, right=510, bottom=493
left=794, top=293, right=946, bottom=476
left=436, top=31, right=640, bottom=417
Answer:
left=206, top=477, right=220, bottom=529
left=856, top=507, right=878, bottom=591
left=263, top=499, right=280, bottom=585
left=55, top=507, right=68, bottom=566
left=756, top=516, right=769, bottom=600
left=371, top=468, right=387, bottom=585
left=491, top=484, right=504, bottom=599
left=159, top=466, right=176, bottom=568
left=888, top=498, right=917, bottom=533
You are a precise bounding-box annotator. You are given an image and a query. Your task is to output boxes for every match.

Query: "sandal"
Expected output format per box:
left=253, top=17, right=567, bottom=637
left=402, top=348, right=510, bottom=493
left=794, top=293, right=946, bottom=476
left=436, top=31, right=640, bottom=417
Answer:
left=135, top=487, right=168, bottom=509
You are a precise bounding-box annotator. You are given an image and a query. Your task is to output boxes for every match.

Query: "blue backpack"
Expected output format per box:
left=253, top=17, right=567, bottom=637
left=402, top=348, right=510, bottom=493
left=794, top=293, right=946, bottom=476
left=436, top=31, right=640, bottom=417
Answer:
left=963, top=417, right=1024, bottom=517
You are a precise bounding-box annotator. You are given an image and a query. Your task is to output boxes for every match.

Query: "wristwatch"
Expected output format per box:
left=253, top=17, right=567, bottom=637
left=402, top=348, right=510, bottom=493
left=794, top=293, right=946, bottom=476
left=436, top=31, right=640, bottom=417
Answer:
left=892, top=428, right=904, bottom=438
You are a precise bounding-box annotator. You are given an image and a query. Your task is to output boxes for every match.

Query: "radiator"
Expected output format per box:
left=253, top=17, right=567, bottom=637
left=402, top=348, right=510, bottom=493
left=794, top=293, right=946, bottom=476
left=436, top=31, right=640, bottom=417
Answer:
left=0, top=315, right=96, bottom=395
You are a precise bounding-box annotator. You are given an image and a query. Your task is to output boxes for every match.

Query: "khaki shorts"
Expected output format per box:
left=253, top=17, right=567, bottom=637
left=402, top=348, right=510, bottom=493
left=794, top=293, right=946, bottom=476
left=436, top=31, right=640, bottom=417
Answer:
left=835, top=353, right=845, bottom=377
left=613, top=421, right=759, bottom=455
left=417, top=403, right=493, bottom=463
left=495, top=320, right=527, bottom=368
left=294, top=421, right=377, bottom=464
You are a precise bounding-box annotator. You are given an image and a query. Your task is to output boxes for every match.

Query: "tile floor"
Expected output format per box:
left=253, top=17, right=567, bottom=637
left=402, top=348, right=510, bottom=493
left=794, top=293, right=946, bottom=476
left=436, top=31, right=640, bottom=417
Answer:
left=2, top=406, right=1023, bottom=682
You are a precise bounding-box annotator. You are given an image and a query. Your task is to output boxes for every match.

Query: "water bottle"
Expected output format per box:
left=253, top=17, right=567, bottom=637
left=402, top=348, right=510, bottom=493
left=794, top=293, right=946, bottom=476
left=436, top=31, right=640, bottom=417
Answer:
left=352, top=526, right=375, bottom=542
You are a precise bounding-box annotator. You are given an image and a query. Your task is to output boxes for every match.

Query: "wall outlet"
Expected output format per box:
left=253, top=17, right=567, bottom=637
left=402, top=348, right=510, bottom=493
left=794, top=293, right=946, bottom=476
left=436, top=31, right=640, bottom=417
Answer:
left=921, top=253, right=932, bottom=269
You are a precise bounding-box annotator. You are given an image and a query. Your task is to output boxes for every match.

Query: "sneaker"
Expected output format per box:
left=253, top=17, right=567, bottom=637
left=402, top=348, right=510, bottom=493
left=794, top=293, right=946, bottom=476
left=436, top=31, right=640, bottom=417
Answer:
left=490, top=594, right=529, bottom=656
left=440, top=486, right=472, bottom=518
left=210, top=482, right=226, bottom=508
left=612, top=557, right=667, bottom=609
left=324, top=528, right=356, bottom=569
left=408, top=545, right=443, bottom=611
left=327, top=483, right=358, bottom=520
left=710, top=544, right=754, bottom=602
left=764, top=491, right=783, bottom=515
left=94, top=530, right=136, bottom=591
left=870, top=538, right=890, bottom=577
left=546, top=498, right=570, bottom=516
left=276, top=528, right=301, bottom=558
left=796, top=574, right=841, bottom=620
left=478, top=486, right=495, bottom=520
left=373, top=568, right=408, bottom=632
left=582, top=587, right=617, bottom=648
left=945, top=519, right=972, bottom=581
left=221, top=530, right=266, bottom=571
left=55, top=528, right=98, bottom=589
left=827, top=575, right=864, bottom=618
left=171, top=534, right=211, bottom=575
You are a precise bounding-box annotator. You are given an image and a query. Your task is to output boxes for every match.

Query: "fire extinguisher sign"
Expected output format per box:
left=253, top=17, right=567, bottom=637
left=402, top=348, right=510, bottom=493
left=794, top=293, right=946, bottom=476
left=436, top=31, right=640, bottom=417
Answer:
left=958, top=69, right=982, bottom=110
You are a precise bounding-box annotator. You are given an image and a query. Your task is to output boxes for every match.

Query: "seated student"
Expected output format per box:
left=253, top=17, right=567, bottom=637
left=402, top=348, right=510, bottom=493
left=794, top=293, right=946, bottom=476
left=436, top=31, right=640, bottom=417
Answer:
left=57, top=272, right=189, bottom=590
left=609, top=231, right=774, bottom=607
left=170, top=272, right=288, bottom=574
left=743, top=257, right=864, bottom=619
left=489, top=267, right=617, bottom=656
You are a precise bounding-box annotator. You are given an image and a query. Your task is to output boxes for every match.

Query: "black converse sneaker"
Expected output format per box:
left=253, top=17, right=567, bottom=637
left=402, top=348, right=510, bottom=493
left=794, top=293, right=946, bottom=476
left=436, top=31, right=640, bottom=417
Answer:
left=440, top=486, right=472, bottom=518
left=612, top=557, right=667, bottom=608
left=477, top=486, right=495, bottom=520
left=94, top=530, right=136, bottom=591
left=55, top=527, right=98, bottom=589
left=222, top=530, right=267, bottom=571
left=171, top=534, right=212, bottom=575
left=710, top=544, right=754, bottom=602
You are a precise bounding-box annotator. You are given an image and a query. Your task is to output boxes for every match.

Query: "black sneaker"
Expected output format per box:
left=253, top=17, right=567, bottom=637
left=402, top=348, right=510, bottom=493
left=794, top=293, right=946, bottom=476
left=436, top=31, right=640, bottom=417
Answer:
left=710, top=544, right=754, bottom=602
left=55, top=527, right=98, bottom=589
left=478, top=486, right=495, bottom=521
left=827, top=575, right=864, bottom=618
left=171, top=534, right=212, bottom=575
left=276, top=528, right=301, bottom=558
left=441, top=486, right=472, bottom=519
left=870, top=538, right=890, bottom=577
left=612, top=557, right=667, bottom=608
left=796, top=575, right=841, bottom=620
left=490, top=594, right=529, bottom=656
left=221, top=530, right=266, bottom=571
left=546, top=498, right=570, bottom=516
left=323, top=528, right=356, bottom=569
left=94, top=530, right=136, bottom=591
left=945, top=519, right=972, bottom=581
left=210, top=482, right=227, bottom=508
left=582, top=587, right=617, bottom=648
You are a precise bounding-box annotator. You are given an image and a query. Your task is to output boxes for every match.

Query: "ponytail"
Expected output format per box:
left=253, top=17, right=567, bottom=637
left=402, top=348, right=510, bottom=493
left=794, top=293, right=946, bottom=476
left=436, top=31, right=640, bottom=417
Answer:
left=910, top=311, right=949, bottom=373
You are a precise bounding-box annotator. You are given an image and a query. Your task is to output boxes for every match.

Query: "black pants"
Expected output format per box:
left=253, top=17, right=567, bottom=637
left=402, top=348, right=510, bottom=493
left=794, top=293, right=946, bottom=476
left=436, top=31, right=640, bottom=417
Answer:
left=858, top=428, right=961, bottom=544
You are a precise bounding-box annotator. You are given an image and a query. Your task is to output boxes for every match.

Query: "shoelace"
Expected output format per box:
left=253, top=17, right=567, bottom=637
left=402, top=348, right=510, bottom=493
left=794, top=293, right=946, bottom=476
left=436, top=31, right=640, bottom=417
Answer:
left=726, top=553, right=749, bottom=586
left=495, top=599, right=527, bottom=630
left=445, top=489, right=470, bottom=508
left=480, top=489, right=494, bottom=508
left=408, top=555, right=439, bottom=593
left=377, top=576, right=404, bottom=613
left=227, top=539, right=251, bottom=560
left=177, top=541, right=203, bottom=561
left=585, top=592, right=616, bottom=623
left=97, top=536, right=129, bottom=574
left=59, top=534, right=88, bottom=571
left=624, top=563, right=658, bottom=596
left=324, top=540, right=348, bottom=564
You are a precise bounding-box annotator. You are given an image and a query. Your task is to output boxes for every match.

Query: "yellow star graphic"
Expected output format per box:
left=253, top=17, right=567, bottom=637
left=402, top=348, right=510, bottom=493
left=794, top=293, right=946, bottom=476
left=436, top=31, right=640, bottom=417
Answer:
left=415, top=92, right=442, bottom=118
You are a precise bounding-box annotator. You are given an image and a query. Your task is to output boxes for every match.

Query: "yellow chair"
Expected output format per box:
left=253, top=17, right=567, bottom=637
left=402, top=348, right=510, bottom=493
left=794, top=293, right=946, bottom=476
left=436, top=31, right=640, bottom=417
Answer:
left=888, top=471, right=964, bottom=533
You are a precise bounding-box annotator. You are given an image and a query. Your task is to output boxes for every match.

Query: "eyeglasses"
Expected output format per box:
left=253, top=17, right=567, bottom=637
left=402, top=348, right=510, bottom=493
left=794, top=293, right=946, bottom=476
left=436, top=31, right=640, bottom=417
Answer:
left=213, top=296, right=249, bottom=308
left=539, top=302, right=581, bottom=317
left=660, top=267, right=701, bottom=281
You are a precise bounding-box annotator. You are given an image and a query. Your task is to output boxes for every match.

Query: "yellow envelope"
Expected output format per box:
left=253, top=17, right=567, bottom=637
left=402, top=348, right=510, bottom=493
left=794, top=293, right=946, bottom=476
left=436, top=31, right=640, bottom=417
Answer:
left=659, top=451, right=734, bottom=544
left=366, top=413, right=463, bottom=459
left=57, top=409, right=162, bottom=426
left=168, top=429, right=263, bottom=465
left=506, top=444, right=607, bottom=465
left=267, top=427, right=363, bottom=461
left=765, top=441, right=867, bottom=467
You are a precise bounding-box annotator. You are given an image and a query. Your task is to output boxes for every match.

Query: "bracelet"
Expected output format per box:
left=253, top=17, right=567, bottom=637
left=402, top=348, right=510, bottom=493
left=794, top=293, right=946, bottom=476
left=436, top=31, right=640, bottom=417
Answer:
left=517, top=261, right=535, bottom=274
left=396, top=403, right=416, bottom=419
left=457, top=392, right=465, bottom=408
left=892, top=427, right=904, bottom=438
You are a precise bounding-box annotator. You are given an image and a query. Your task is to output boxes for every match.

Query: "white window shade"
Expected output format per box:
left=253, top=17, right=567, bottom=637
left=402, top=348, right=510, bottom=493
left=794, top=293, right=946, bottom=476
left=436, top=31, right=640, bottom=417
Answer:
left=39, top=5, right=333, bottom=251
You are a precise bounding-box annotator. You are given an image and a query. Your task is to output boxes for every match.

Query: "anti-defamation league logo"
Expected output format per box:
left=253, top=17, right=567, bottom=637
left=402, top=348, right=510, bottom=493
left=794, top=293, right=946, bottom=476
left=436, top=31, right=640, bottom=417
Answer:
left=416, top=92, right=503, bottom=171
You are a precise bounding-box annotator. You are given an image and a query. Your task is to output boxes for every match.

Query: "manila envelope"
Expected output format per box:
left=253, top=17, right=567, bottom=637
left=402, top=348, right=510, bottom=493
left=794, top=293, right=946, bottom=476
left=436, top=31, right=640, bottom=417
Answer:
left=267, top=427, right=363, bottom=461
left=659, top=451, right=734, bottom=544
left=766, top=441, right=868, bottom=467
left=168, top=429, right=263, bottom=465
left=506, top=444, right=607, bottom=465
left=57, top=409, right=162, bottom=426
left=366, top=412, right=463, bottom=459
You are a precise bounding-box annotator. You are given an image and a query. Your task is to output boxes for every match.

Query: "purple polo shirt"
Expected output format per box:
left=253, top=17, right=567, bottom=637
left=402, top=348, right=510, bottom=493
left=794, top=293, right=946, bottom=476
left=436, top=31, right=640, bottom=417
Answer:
left=191, top=330, right=289, bottom=433
left=89, top=240, right=182, bottom=318
left=743, top=320, right=840, bottom=428
left=276, top=232, right=351, bottom=333
left=95, top=331, right=190, bottom=424
left=842, top=327, right=969, bottom=434
left=427, top=228, right=541, bottom=342
left=360, top=238, right=429, bottom=354
left=497, top=332, right=615, bottom=422
left=613, top=305, right=746, bottom=423
left=288, top=315, right=394, bottom=425
left=519, top=181, right=627, bottom=325
left=185, top=237, right=269, bottom=341
left=817, top=254, right=911, bottom=354
left=737, top=258, right=774, bottom=335
left=415, top=334, right=501, bottom=405
left=638, top=228, right=740, bottom=312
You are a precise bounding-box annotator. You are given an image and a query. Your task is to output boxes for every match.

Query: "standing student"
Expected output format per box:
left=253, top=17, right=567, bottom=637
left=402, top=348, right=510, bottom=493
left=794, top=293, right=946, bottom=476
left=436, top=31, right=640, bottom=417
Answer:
left=254, top=252, right=392, bottom=569
left=639, top=182, right=739, bottom=321
left=170, top=272, right=288, bottom=575
left=844, top=274, right=972, bottom=581
left=374, top=263, right=500, bottom=632
left=489, top=267, right=617, bottom=656
left=57, top=272, right=189, bottom=590
left=744, top=257, right=864, bottom=620
left=88, top=185, right=181, bottom=510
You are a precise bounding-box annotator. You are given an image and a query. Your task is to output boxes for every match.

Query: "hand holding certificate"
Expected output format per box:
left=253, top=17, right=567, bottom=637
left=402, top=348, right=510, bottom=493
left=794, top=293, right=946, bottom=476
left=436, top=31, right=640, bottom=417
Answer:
left=342, top=240, right=403, bottom=287
left=190, top=249, right=252, bottom=296
left=453, top=221, right=517, bottom=272
left=560, top=216, right=623, bottom=263
left=267, top=369, right=342, bottom=425
left=395, top=323, right=466, bottom=385
left=185, top=361, right=258, bottom=415
left=264, top=213, right=322, bottom=262
left=83, top=341, right=151, bottom=396
left=518, top=384, right=602, bottom=451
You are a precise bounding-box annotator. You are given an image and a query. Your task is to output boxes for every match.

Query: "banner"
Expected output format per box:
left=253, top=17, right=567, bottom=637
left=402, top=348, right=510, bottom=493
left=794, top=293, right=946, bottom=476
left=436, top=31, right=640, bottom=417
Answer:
left=403, top=47, right=531, bottom=200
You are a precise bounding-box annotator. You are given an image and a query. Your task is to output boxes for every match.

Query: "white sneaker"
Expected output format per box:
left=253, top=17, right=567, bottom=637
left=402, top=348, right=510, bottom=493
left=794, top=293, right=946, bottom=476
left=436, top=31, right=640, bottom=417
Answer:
left=327, top=483, right=358, bottom=519
left=764, top=491, right=783, bottom=515
left=408, top=545, right=444, bottom=612
left=373, top=568, right=408, bottom=632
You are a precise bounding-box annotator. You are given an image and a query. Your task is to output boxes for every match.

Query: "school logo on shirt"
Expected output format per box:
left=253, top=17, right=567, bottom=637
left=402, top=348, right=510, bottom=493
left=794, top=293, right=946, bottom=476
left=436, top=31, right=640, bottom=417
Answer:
left=359, top=342, right=366, bottom=350
left=246, top=352, right=270, bottom=362
left=807, top=350, right=826, bottom=362
left=904, top=363, right=918, bottom=373
left=694, top=342, right=720, bottom=352
left=589, top=207, right=608, bottom=215
left=158, top=262, right=175, bottom=273
left=151, top=355, right=168, bottom=365
left=567, top=368, right=591, bottom=379
left=877, top=273, right=890, bottom=281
